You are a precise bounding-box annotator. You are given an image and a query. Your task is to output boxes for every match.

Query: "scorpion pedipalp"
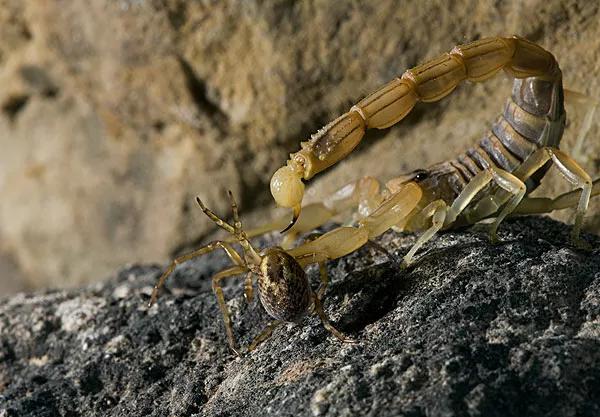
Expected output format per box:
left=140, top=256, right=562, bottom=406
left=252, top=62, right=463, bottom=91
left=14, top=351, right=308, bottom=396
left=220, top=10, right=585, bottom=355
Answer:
left=270, top=164, right=304, bottom=231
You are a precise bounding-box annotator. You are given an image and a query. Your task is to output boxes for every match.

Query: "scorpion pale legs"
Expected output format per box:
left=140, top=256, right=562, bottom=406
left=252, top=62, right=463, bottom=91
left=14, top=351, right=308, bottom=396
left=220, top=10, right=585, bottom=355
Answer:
left=270, top=35, right=595, bottom=253
left=150, top=36, right=599, bottom=354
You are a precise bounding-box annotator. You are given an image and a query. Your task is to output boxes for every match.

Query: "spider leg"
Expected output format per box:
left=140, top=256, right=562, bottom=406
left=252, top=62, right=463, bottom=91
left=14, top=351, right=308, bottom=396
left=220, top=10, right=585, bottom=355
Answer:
left=149, top=240, right=245, bottom=306
left=247, top=320, right=283, bottom=352
left=313, top=291, right=356, bottom=344
left=212, top=265, right=250, bottom=355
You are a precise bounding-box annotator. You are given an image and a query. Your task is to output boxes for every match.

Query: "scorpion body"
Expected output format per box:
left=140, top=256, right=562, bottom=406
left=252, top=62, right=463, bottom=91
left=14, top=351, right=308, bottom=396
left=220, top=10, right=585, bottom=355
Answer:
left=391, top=71, right=566, bottom=238
left=150, top=36, right=599, bottom=354
left=412, top=73, right=565, bottom=221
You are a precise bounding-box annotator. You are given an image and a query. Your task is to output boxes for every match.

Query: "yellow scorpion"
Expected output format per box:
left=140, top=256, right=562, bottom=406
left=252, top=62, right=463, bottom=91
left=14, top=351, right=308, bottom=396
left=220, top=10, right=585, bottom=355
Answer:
left=150, top=36, right=600, bottom=354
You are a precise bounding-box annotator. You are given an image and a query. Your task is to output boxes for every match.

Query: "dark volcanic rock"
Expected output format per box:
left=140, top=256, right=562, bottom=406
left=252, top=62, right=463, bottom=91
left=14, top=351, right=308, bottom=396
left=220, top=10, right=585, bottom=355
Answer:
left=1, top=217, right=599, bottom=417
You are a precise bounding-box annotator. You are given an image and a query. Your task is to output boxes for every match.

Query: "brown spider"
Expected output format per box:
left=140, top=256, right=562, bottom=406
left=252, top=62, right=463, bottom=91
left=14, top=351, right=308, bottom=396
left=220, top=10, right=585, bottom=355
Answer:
left=148, top=191, right=356, bottom=355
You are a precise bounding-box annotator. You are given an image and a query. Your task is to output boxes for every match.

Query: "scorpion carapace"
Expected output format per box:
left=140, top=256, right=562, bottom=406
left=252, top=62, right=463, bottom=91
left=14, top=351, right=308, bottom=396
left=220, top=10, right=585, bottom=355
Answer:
left=149, top=35, right=599, bottom=354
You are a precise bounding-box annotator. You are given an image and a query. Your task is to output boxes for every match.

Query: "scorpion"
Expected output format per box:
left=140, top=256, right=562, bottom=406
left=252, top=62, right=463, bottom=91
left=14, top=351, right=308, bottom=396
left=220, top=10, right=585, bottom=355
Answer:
left=149, top=36, right=600, bottom=355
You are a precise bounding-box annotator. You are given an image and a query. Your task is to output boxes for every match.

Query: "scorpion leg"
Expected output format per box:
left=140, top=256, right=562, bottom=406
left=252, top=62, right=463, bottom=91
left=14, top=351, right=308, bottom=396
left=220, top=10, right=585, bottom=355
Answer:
left=515, top=178, right=600, bottom=214
left=212, top=265, right=249, bottom=355
left=486, top=170, right=527, bottom=243
left=403, top=166, right=526, bottom=265
left=512, top=147, right=593, bottom=247
left=448, top=167, right=526, bottom=243
left=402, top=200, right=447, bottom=267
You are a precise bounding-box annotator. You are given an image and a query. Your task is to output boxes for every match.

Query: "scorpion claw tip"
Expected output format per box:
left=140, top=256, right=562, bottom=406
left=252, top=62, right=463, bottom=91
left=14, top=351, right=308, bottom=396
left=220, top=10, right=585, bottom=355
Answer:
left=280, top=205, right=301, bottom=234
left=280, top=218, right=296, bottom=233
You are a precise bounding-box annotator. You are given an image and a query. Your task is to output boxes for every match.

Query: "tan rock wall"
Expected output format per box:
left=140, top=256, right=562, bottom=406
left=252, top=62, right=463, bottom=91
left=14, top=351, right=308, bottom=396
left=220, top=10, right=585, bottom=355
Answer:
left=0, top=0, right=598, bottom=292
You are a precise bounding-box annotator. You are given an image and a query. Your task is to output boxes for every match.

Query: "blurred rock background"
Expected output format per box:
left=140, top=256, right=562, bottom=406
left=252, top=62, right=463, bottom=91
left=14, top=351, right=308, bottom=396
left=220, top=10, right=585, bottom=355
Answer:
left=0, top=0, right=598, bottom=294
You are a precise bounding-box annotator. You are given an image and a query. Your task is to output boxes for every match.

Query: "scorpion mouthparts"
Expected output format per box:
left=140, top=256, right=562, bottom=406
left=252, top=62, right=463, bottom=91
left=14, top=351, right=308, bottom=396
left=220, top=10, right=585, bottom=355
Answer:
left=280, top=205, right=301, bottom=233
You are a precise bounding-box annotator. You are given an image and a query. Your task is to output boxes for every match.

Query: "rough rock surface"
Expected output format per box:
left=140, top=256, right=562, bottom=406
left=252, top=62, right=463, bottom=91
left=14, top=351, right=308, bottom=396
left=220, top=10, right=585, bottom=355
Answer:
left=1, top=0, right=599, bottom=292
left=1, top=217, right=599, bottom=417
